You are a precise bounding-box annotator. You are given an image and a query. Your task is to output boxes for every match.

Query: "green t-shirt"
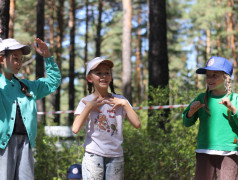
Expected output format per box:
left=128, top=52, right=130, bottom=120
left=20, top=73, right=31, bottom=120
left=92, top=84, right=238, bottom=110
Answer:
left=182, top=92, right=238, bottom=151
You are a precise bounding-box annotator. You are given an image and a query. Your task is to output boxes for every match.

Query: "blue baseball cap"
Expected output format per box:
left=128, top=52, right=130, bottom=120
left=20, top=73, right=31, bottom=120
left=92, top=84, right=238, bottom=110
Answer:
left=67, top=164, right=82, bottom=179
left=196, top=56, right=233, bottom=76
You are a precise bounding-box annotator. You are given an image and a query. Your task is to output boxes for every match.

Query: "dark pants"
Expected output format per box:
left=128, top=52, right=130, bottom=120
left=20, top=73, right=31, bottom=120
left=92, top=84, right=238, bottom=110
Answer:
left=194, top=153, right=238, bottom=180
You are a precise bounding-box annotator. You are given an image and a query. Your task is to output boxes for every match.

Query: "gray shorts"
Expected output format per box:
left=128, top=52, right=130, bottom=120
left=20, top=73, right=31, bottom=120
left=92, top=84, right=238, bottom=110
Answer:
left=82, top=152, right=124, bottom=180
left=0, top=135, right=34, bottom=180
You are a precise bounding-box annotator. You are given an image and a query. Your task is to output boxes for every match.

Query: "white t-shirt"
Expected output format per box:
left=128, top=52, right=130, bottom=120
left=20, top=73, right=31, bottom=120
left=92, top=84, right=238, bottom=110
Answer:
left=74, top=93, right=128, bottom=157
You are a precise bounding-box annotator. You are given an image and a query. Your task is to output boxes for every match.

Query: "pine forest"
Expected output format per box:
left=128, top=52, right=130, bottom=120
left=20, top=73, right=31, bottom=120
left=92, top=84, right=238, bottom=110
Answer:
left=0, top=0, right=238, bottom=179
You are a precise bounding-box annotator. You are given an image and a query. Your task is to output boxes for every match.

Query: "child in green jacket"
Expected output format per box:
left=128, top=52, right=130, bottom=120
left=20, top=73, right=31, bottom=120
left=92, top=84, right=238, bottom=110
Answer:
left=0, top=38, right=61, bottom=179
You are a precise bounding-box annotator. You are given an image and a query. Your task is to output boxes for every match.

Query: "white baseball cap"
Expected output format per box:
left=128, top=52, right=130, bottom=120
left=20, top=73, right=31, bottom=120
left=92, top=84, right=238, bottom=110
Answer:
left=86, top=57, right=114, bottom=76
left=0, top=38, right=31, bottom=55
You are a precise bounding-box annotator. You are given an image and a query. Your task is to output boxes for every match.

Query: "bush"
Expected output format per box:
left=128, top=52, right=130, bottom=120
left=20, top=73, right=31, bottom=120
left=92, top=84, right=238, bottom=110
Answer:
left=34, top=125, right=84, bottom=180
left=123, top=86, right=201, bottom=180
left=34, top=86, right=202, bottom=180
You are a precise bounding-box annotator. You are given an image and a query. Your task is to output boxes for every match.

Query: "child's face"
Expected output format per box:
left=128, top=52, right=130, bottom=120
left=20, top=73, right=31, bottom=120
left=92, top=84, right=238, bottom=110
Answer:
left=205, top=70, right=225, bottom=92
left=0, top=49, right=23, bottom=76
left=87, top=63, right=112, bottom=89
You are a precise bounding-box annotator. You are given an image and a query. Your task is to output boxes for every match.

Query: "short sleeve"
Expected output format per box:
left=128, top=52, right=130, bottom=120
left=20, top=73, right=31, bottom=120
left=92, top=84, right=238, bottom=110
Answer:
left=74, top=99, right=86, bottom=115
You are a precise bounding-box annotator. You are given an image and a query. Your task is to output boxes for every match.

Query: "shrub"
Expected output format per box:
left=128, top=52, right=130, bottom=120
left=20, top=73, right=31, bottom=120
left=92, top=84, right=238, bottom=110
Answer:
left=123, top=86, right=201, bottom=180
left=34, top=86, right=202, bottom=180
left=34, top=125, right=84, bottom=180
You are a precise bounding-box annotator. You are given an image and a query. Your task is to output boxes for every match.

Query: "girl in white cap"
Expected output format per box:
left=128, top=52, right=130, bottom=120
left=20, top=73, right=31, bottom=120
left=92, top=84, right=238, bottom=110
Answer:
left=182, top=56, right=238, bottom=180
left=72, top=57, right=140, bottom=180
left=0, top=38, right=61, bottom=179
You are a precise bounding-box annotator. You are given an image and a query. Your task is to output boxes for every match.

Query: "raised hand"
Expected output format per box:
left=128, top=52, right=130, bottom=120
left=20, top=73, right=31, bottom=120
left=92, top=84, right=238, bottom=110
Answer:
left=33, top=38, right=51, bottom=58
left=187, top=101, right=205, bottom=118
left=219, top=97, right=237, bottom=114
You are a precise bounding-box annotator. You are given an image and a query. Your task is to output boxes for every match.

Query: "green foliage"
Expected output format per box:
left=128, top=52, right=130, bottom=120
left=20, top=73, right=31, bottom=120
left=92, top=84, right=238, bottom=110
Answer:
left=33, top=85, right=202, bottom=179
left=123, top=121, right=198, bottom=180
left=123, top=86, right=201, bottom=180
left=34, top=125, right=84, bottom=180
left=147, top=86, right=170, bottom=131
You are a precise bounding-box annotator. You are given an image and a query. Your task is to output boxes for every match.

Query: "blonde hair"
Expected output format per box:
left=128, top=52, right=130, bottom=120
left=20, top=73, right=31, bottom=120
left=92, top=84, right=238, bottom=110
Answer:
left=224, top=73, right=232, bottom=119
left=204, top=72, right=232, bottom=115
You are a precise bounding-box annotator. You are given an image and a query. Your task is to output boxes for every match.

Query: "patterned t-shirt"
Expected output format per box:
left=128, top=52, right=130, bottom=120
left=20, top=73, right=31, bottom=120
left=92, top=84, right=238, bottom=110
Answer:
left=74, top=93, right=128, bottom=157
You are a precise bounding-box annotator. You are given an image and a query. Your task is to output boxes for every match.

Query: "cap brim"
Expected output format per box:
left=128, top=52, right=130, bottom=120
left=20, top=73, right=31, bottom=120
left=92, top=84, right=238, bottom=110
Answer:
left=196, top=67, right=224, bottom=74
left=67, top=174, right=82, bottom=179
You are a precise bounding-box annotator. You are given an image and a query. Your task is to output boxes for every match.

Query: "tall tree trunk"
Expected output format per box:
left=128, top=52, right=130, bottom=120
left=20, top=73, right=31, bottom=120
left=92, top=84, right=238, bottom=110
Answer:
left=8, top=0, right=15, bottom=38
left=148, top=0, right=168, bottom=88
left=54, top=0, right=64, bottom=124
left=47, top=0, right=55, bottom=117
left=142, top=63, right=147, bottom=101
left=148, top=0, right=169, bottom=130
left=0, top=0, right=10, bottom=39
left=84, top=0, right=89, bottom=96
left=225, top=18, right=229, bottom=49
left=68, top=0, right=75, bottom=125
left=206, top=29, right=210, bottom=59
left=122, top=0, right=132, bottom=103
left=36, top=0, right=45, bottom=123
left=216, top=0, right=221, bottom=56
left=49, top=0, right=55, bottom=53
left=228, top=0, right=237, bottom=83
left=135, top=8, right=142, bottom=104
left=195, top=39, right=203, bottom=89
left=195, top=45, right=199, bottom=89
left=95, top=0, right=102, bottom=57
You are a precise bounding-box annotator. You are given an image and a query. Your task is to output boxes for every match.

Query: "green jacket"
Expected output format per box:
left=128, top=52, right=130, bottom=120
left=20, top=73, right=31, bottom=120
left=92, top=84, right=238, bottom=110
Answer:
left=0, top=56, right=61, bottom=149
left=182, top=92, right=238, bottom=151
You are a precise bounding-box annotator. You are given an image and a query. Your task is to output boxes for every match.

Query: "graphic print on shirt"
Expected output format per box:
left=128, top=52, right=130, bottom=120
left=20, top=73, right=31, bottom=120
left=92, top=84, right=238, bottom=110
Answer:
left=94, top=109, right=118, bottom=136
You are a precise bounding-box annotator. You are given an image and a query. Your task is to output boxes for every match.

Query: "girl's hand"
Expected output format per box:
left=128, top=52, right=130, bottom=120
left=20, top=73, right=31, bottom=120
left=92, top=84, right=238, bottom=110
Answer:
left=72, top=96, right=106, bottom=134
left=82, top=96, right=105, bottom=113
left=187, top=101, right=205, bottom=118
left=219, top=97, right=237, bottom=114
left=106, top=96, right=140, bottom=129
left=33, top=38, right=51, bottom=58
left=106, top=97, right=127, bottom=111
